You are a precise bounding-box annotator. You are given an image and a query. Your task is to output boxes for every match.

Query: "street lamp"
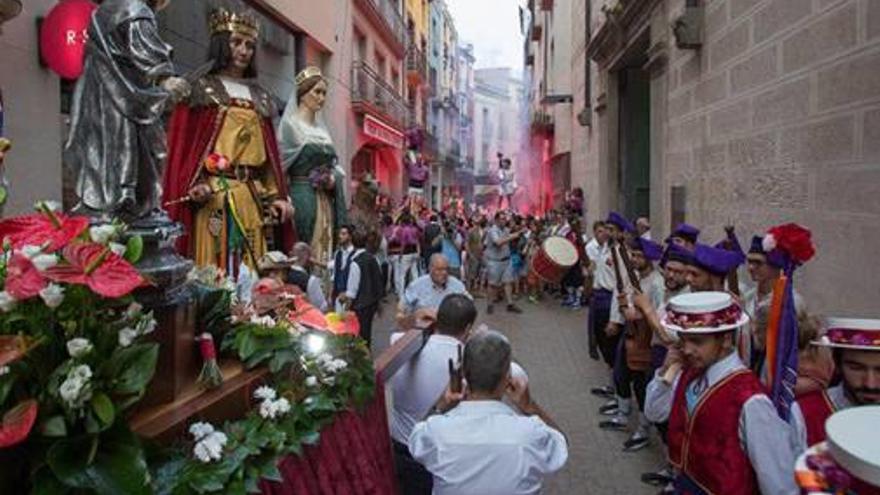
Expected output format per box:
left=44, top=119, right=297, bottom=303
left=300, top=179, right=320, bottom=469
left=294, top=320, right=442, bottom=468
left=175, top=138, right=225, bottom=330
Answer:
left=0, top=0, right=22, bottom=33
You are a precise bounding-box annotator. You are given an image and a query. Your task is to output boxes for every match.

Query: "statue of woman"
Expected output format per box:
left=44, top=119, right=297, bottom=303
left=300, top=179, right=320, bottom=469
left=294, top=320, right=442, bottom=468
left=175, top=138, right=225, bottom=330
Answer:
left=162, top=9, right=294, bottom=274
left=278, top=67, right=347, bottom=267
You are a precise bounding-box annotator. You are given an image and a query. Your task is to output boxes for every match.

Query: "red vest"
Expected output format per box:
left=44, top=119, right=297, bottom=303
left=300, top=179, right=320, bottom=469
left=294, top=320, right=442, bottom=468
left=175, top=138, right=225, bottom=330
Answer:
left=667, top=368, right=765, bottom=495
left=796, top=389, right=836, bottom=446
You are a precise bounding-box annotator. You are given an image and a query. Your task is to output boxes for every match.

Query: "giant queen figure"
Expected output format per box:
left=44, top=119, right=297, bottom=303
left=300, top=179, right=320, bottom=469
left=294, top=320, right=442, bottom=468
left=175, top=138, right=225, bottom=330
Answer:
left=162, top=8, right=294, bottom=274
left=278, top=67, right=347, bottom=268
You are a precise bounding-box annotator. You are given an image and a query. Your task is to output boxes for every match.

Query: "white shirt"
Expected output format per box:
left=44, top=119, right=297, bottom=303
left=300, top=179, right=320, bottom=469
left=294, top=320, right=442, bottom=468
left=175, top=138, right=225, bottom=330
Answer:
left=344, top=249, right=381, bottom=300
left=585, top=238, right=615, bottom=291
left=389, top=332, right=528, bottom=446
left=645, top=352, right=800, bottom=495
left=609, top=268, right=667, bottom=345
left=291, top=265, right=328, bottom=312
left=409, top=400, right=568, bottom=495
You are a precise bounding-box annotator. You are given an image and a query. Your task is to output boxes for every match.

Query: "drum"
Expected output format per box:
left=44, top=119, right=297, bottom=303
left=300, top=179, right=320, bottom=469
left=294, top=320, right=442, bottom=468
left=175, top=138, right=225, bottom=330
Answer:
left=529, top=236, right=578, bottom=284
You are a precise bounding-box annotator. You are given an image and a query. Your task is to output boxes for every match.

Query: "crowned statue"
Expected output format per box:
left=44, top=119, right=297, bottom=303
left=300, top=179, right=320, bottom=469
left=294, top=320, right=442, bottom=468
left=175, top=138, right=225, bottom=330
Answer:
left=278, top=66, right=348, bottom=267
left=65, top=0, right=190, bottom=220
left=162, top=8, right=294, bottom=274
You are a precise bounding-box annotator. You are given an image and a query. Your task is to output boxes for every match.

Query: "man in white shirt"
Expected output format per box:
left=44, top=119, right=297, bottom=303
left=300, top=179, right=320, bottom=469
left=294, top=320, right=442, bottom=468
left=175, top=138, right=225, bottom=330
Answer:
left=288, top=242, right=328, bottom=312
left=409, top=330, right=567, bottom=495
left=396, top=254, right=470, bottom=331
left=586, top=221, right=615, bottom=384
left=390, top=294, right=526, bottom=494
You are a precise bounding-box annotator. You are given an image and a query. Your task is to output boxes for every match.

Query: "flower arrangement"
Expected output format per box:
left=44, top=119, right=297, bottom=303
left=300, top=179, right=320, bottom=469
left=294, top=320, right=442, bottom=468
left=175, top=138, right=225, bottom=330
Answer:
left=0, top=201, right=158, bottom=494
left=152, top=308, right=375, bottom=494
left=308, top=166, right=336, bottom=192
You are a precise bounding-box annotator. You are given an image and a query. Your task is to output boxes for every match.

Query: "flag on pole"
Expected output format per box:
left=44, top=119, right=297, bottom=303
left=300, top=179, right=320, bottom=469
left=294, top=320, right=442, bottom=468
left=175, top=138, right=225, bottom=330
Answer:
left=762, top=224, right=815, bottom=421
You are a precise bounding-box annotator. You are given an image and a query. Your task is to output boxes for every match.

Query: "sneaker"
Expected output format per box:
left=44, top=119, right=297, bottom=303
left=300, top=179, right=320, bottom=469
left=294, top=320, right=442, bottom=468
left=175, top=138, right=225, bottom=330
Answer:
left=487, top=304, right=494, bottom=315
left=506, top=304, right=523, bottom=314
left=598, top=414, right=629, bottom=431
left=623, top=431, right=650, bottom=452
left=528, top=295, right=539, bottom=304
left=658, top=482, right=676, bottom=494
left=599, top=401, right=619, bottom=415
left=571, top=302, right=582, bottom=310
left=589, top=348, right=600, bottom=360
left=590, top=385, right=614, bottom=397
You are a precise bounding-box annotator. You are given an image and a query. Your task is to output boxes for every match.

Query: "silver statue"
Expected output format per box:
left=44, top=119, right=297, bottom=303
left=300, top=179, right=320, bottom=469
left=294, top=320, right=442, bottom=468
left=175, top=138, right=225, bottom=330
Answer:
left=64, top=0, right=188, bottom=220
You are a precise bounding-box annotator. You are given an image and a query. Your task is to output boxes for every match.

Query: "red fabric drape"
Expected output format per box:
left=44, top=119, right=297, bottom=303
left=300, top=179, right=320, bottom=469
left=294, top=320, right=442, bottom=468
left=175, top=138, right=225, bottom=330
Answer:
left=161, top=103, right=295, bottom=257
left=259, top=376, right=398, bottom=495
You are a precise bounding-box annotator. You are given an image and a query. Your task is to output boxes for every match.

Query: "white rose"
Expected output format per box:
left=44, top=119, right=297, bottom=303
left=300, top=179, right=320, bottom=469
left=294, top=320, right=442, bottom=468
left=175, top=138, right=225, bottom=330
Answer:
left=0, top=291, right=16, bottom=312
left=253, top=386, right=277, bottom=402
left=109, top=242, right=127, bottom=257
left=21, top=245, right=43, bottom=259
left=193, top=441, right=214, bottom=463
left=0, top=365, right=10, bottom=377
left=31, top=254, right=59, bottom=272
left=66, top=338, right=93, bottom=358
left=89, top=225, right=118, bottom=244
left=118, top=327, right=138, bottom=347
left=193, top=432, right=227, bottom=464
left=331, top=359, right=348, bottom=371
left=39, top=283, right=65, bottom=309
left=259, top=399, right=278, bottom=419
left=59, top=377, right=83, bottom=404
left=305, top=376, right=318, bottom=388
left=189, top=421, right=215, bottom=441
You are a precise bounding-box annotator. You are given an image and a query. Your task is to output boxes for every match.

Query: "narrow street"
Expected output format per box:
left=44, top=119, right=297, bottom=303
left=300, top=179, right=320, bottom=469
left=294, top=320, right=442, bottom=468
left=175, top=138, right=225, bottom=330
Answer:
left=374, top=297, right=665, bottom=495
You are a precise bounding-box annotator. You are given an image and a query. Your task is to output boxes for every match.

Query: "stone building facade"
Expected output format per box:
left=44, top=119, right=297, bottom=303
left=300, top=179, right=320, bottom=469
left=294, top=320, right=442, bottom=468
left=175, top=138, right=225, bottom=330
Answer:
left=556, top=0, right=880, bottom=315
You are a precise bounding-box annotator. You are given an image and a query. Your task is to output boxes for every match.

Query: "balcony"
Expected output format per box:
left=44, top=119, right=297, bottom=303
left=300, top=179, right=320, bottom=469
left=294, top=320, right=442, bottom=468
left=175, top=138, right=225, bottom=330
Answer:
left=355, top=0, right=405, bottom=55
left=530, top=110, right=554, bottom=135
left=406, top=45, right=427, bottom=85
left=351, top=61, right=407, bottom=130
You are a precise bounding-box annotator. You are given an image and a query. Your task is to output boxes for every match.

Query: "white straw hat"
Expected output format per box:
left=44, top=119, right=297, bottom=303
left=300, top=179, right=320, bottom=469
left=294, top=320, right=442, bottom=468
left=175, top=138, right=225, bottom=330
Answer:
left=661, top=292, right=749, bottom=334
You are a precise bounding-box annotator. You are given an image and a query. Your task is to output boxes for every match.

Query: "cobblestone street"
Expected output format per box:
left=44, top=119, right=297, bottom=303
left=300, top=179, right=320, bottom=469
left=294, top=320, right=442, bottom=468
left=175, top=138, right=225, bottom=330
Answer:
left=374, top=295, right=665, bottom=495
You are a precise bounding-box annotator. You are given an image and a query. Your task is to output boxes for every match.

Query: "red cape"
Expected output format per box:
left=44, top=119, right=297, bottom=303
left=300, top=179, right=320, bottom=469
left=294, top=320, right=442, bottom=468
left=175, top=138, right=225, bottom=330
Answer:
left=162, top=103, right=295, bottom=257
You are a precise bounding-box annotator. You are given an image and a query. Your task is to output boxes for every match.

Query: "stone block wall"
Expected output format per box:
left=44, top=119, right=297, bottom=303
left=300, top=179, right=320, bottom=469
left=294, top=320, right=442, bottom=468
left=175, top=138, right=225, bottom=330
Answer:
left=663, top=0, right=880, bottom=315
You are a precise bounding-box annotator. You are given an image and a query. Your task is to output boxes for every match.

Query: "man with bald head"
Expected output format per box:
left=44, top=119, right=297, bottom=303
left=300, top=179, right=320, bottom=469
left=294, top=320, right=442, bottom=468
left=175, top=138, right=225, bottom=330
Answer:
left=396, top=254, right=471, bottom=331
left=287, top=242, right=328, bottom=311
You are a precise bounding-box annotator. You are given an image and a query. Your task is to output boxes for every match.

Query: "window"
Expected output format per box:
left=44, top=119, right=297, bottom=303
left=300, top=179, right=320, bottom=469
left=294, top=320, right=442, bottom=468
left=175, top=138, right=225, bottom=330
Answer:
left=354, top=29, right=367, bottom=62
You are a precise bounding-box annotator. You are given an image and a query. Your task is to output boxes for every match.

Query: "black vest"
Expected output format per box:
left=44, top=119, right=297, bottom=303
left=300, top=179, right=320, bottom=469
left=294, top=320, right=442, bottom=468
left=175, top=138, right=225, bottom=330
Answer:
left=352, top=251, right=383, bottom=310
left=287, top=267, right=310, bottom=294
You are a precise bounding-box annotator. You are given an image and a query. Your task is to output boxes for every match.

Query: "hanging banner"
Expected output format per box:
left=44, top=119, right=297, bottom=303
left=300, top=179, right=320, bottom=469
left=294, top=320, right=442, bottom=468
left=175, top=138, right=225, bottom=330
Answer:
left=363, top=115, right=404, bottom=149
left=39, top=0, right=97, bottom=80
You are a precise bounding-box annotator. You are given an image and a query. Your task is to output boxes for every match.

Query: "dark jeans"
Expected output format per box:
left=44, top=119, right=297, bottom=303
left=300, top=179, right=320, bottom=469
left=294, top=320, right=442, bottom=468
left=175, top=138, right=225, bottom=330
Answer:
left=355, top=303, right=378, bottom=348
left=613, top=339, right=650, bottom=411
left=589, top=289, right=615, bottom=366
left=393, top=440, right=433, bottom=495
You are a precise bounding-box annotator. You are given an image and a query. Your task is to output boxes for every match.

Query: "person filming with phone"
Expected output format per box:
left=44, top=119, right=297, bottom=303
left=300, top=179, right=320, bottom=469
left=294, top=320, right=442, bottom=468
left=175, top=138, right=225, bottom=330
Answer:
left=408, top=329, right=568, bottom=495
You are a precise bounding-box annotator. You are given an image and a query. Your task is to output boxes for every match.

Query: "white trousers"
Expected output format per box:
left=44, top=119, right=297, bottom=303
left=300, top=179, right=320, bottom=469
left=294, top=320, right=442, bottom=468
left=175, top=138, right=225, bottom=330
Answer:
left=393, top=253, right=419, bottom=296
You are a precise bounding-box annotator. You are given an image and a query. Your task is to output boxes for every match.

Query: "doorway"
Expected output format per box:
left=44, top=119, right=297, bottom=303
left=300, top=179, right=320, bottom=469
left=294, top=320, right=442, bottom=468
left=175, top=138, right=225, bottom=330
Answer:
left=616, top=40, right=651, bottom=219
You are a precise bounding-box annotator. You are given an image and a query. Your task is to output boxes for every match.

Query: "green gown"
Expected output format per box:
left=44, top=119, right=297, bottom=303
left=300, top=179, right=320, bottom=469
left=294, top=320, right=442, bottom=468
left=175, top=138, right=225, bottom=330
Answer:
left=287, top=143, right=348, bottom=254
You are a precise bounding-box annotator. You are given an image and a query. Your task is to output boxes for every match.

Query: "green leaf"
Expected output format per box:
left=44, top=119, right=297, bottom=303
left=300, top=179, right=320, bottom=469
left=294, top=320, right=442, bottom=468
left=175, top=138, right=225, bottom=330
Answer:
left=124, top=235, right=144, bottom=264
left=41, top=415, right=68, bottom=437
left=47, top=425, right=151, bottom=495
left=0, top=186, right=7, bottom=206
left=91, top=392, right=115, bottom=427
left=30, top=467, right=69, bottom=495
left=107, top=343, right=159, bottom=395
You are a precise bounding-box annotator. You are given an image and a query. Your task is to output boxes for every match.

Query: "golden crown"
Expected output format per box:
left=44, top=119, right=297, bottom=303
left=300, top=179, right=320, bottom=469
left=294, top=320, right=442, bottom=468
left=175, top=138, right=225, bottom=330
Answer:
left=295, top=66, right=324, bottom=86
left=209, top=9, right=259, bottom=39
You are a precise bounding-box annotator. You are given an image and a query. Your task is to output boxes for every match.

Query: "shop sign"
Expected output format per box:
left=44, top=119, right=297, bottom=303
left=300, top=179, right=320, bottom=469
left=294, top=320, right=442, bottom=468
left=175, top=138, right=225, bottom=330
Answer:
left=363, top=115, right=404, bottom=149
left=39, top=0, right=97, bottom=80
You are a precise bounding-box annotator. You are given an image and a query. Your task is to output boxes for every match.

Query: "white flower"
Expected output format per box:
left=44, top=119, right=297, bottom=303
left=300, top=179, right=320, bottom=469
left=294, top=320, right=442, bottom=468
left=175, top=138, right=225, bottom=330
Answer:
left=323, top=376, right=335, bottom=386
left=762, top=233, right=777, bottom=253
left=66, top=338, right=93, bottom=358
left=316, top=353, right=333, bottom=365
left=39, top=283, right=65, bottom=309
left=21, top=245, right=43, bottom=259
left=59, top=378, right=83, bottom=404
left=72, top=364, right=92, bottom=381
left=118, top=327, right=138, bottom=347
left=0, top=291, right=16, bottom=312
left=305, top=376, right=318, bottom=388
left=136, top=314, right=157, bottom=335
left=126, top=302, right=143, bottom=318
left=0, top=365, right=9, bottom=377
left=109, top=242, right=127, bottom=257
left=31, top=254, right=59, bottom=272
left=89, top=224, right=118, bottom=244
left=274, top=398, right=291, bottom=415
left=189, top=421, right=215, bottom=441
left=331, top=359, right=348, bottom=372
left=249, top=315, right=276, bottom=327
left=253, top=386, right=277, bottom=402
left=193, top=431, right=227, bottom=463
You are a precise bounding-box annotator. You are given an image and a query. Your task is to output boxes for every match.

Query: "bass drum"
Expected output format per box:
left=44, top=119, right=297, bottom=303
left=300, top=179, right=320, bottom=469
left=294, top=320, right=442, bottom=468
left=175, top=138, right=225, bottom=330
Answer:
left=529, top=236, right=578, bottom=284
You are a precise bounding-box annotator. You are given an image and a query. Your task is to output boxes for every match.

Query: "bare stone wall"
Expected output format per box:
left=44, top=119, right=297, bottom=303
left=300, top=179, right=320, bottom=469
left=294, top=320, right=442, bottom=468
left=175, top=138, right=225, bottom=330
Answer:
left=663, top=0, right=880, bottom=315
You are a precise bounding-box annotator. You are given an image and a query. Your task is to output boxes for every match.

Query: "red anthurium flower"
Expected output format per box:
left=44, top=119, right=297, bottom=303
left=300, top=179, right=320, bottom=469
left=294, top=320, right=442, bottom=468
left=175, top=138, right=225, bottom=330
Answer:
left=4, top=254, right=48, bottom=300
left=0, top=335, right=33, bottom=368
left=0, top=211, right=89, bottom=252
left=767, top=223, right=815, bottom=265
left=0, top=400, right=39, bottom=448
left=46, top=243, right=143, bottom=298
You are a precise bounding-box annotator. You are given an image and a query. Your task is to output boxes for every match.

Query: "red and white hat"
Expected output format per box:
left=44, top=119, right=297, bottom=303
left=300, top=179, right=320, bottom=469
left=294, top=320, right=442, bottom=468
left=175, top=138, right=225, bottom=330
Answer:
left=814, top=318, right=880, bottom=351
left=661, top=292, right=750, bottom=334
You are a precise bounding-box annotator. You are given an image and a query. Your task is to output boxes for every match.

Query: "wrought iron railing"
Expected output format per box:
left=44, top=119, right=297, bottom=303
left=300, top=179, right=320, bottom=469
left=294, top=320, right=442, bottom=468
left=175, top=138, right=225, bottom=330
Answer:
left=359, top=0, right=405, bottom=49
left=406, top=45, right=427, bottom=78
left=351, top=61, right=407, bottom=128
